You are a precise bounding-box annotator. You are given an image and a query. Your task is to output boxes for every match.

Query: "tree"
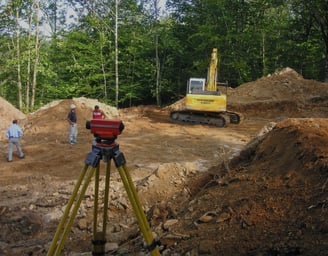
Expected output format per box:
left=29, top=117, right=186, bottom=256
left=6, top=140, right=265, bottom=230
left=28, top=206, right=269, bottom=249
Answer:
left=142, top=0, right=163, bottom=106
left=30, top=0, right=41, bottom=111
left=0, top=0, right=326, bottom=110
left=290, top=0, right=328, bottom=81
left=0, top=0, right=44, bottom=111
left=7, top=0, right=24, bottom=110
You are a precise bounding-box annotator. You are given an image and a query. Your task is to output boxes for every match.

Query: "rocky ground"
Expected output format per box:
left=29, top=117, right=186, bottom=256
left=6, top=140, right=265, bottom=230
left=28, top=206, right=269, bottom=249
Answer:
left=0, top=68, right=327, bottom=255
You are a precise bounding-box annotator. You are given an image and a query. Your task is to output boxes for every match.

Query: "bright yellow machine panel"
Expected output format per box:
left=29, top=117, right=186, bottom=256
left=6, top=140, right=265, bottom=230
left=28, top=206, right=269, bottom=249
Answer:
left=185, top=93, right=227, bottom=112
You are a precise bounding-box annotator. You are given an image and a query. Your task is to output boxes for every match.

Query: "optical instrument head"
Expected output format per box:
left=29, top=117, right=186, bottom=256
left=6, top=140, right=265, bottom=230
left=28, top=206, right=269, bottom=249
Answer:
left=86, top=119, right=124, bottom=144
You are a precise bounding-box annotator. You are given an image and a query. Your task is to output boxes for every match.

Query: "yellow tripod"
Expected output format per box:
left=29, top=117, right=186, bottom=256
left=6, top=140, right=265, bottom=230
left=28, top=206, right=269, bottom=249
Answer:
left=47, top=142, right=161, bottom=256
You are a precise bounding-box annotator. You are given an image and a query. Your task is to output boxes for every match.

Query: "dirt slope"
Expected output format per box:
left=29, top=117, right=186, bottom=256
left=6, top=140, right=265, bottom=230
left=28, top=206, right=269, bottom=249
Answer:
left=168, top=118, right=328, bottom=255
left=0, top=68, right=327, bottom=255
left=0, top=96, right=26, bottom=140
left=227, top=67, right=328, bottom=119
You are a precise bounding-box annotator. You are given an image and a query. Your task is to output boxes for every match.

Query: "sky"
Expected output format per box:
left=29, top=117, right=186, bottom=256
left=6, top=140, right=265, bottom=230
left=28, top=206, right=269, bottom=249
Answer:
left=159, top=0, right=166, bottom=9
left=0, top=0, right=168, bottom=37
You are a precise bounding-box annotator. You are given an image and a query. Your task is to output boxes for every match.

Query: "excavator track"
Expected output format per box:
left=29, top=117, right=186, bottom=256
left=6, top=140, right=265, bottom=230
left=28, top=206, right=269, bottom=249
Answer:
left=227, top=111, right=241, bottom=124
left=170, top=110, right=241, bottom=127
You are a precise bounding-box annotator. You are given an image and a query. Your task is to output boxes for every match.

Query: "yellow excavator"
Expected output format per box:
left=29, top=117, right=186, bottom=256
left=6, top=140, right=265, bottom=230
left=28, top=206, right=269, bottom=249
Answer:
left=170, top=48, right=241, bottom=127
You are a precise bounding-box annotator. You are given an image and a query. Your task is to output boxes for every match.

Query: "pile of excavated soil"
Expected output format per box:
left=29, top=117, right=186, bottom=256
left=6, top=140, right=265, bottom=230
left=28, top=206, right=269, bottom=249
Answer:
left=0, top=68, right=328, bottom=255
left=167, top=118, right=328, bottom=255
left=227, top=67, right=328, bottom=118
left=23, top=97, right=120, bottom=138
left=0, top=96, right=25, bottom=140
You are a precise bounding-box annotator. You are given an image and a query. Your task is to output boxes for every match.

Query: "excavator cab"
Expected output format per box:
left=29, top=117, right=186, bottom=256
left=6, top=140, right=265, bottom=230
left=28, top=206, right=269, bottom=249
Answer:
left=188, top=78, right=221, bottom=96
left=188, top=78, right=206, bottom=94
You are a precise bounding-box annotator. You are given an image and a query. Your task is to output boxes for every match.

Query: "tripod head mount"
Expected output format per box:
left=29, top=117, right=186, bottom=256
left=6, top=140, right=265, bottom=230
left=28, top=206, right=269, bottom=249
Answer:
left=85, top=143, right=122, bottom=167
left=86, top=119, right=125, bottom=144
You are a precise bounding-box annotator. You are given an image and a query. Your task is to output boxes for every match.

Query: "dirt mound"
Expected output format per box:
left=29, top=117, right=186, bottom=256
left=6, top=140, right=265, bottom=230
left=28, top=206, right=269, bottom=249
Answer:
left=227, top=68, right=328, bottom=118
left=0, top=96, right=26, bottom=140
left=23, top=97, right=120, bottom=142
left=168, top=118, right=328, bottom=255
left=0, top=97, right=119, bottom=142
left=228, top=67, right=325, bottom=102
left=231, top=118, right=328, bottom=175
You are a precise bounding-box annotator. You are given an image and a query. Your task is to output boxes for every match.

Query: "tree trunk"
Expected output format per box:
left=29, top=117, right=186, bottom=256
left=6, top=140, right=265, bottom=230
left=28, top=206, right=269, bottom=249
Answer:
left=15, top=8, right=23, bottom=110
left=154, top=0, right=161, bottom=106
left=155, top=34, right=161, bottom=106
left=323, top=28, right=328, bottom=82
left=100, top=32, right=107, bottom=98
left=26, top=7, right=32, bottom=112
left=262, top=31, right=266, bottom=76
left=31, top=0, right=40, bottom=110
left=325, top=47, right=328, bottom=82
left=115, top=0, right=119, bottom=108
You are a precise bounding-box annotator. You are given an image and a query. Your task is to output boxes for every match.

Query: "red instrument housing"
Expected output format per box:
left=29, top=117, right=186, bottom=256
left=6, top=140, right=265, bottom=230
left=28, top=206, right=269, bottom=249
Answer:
left=86, top=119, right=124, bottom=140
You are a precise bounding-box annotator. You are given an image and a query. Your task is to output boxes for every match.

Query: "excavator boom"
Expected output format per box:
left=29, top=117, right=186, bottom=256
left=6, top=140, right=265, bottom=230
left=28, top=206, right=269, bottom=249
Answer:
left=206, top=48, right=218, bottom=91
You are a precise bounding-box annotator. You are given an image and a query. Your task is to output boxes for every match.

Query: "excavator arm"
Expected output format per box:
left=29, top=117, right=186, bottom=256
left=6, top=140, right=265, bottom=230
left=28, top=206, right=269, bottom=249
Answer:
left=206, top=48, right=218, bottom=92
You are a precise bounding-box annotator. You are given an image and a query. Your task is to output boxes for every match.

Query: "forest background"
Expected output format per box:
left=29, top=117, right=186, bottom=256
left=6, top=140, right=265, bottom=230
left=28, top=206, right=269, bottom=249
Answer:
left=0, top=0, right=327, bottom=112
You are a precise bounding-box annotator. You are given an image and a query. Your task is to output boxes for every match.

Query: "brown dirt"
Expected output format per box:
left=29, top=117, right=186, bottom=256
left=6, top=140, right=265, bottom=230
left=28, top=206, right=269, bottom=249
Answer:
left=0, top=68, right=328, bottom=255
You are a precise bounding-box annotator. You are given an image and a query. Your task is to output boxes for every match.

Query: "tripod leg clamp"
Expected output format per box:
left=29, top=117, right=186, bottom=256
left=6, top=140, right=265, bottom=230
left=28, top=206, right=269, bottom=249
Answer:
left=146, top=239, right=161, bottom=253
left=92, top=240, right=106, bottom=256
left=85, top=147, right=102, bottom=167
left=113, top=150, right=126, bottom=167
left=92, top=232, right=107, bottom=256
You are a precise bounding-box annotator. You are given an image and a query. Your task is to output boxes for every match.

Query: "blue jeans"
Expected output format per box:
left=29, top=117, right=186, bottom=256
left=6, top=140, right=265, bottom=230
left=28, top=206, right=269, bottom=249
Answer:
left=8, top=137, right=24, bottom=161
left=69, top=123, right=78, bottom=143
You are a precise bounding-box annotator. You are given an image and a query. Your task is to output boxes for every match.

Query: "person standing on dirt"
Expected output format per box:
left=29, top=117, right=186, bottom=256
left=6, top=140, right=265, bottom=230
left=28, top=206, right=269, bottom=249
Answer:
left=6, top=119, right=25, bottom=162
left=92, top=105, right=106, bottom=119
left=67, top=103, right=78, bottom=144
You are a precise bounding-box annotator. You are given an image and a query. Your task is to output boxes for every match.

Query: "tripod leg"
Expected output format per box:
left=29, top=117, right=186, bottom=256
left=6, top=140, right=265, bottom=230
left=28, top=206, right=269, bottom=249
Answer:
left=47, top=164, right=97, bottom=256
left=47, top=164, right=89, bottom=256
left=92, top=161, right=111, bottom=255
left=93, top=164, right=100, bottom=235
left=102, top=160, right=111, bottom=234
left=113, top=152, right=161, bottom=256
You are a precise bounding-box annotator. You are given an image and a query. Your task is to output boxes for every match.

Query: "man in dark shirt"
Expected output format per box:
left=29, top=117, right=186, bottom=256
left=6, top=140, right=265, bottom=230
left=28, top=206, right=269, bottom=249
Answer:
left=67, top=103, right=77, bottom=144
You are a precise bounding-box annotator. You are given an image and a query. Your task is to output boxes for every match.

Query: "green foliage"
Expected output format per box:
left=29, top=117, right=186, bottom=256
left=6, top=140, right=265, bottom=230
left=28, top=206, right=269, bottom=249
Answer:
left=0, top=0, right=327, bottom=110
